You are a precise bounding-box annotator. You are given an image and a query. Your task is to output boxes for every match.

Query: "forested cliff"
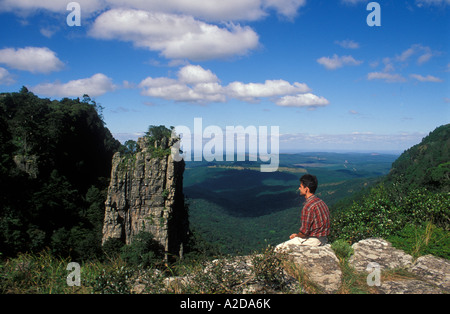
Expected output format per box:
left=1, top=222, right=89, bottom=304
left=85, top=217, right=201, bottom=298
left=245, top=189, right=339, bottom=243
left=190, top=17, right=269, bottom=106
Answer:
left=387, top=124, right=449, bottom=192
left=0, top=88, right=120, bottom=259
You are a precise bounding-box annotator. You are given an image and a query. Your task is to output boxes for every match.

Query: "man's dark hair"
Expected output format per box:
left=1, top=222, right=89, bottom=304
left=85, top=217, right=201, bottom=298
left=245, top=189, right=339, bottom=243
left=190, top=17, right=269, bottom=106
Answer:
left=300, top=174, right=318, bottom=194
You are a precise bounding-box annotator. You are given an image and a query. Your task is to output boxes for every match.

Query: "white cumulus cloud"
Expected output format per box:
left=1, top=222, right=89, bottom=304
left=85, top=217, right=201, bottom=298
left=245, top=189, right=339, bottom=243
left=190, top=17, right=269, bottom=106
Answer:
left=0, top=0, right=308, bottom=21
left=31, top=73, right=117, bottom=97
left=275, top=93, right=330, bottom=108
left=0, top=67, right=15, bottom=85
left=89, top=9, right=259, bottom=61
left=0, top=47, right=64, bottom=74
left=105, top=0, right=265, bottom=21
left=177, top=65, right=219, bottom=84
left=139, top=76, right=225, bottom=103
left=138, top=64, right=328, bottom=108
left=0, top=1, right=306, bottom=62
left=227, top=80, right=311, bottom=101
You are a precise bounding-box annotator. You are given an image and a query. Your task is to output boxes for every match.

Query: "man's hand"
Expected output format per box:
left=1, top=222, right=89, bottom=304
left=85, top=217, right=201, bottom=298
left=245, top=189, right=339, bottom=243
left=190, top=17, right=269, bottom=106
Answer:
left=290, top=232, right=306, bottom=239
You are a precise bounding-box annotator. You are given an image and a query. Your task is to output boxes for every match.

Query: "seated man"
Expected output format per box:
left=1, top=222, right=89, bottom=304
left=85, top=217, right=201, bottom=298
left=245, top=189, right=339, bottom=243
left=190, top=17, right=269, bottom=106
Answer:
left=276, top=174, right=330, bottom=250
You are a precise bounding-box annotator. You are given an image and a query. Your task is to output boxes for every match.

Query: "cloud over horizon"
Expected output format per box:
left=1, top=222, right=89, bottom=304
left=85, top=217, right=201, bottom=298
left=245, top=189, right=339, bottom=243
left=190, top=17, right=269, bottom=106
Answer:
left=138, top=64, right=329, bottom=108
left=279, top=131, right=427, bottom=152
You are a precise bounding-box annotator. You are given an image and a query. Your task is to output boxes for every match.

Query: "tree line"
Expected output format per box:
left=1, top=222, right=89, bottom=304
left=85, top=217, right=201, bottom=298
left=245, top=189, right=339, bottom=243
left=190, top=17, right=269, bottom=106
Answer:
left=0, top=88, right=121, bottom=259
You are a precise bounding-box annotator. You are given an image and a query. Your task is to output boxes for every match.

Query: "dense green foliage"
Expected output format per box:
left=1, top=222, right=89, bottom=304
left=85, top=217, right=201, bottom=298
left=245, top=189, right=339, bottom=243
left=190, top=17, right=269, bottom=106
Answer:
left=331, top=125, right=449, bottom=258
left=145, top=125, right=174, bottom=158
left=0, top=88, right=121, bottom=259
left=120, top=125, right=174, bottom=159
left=0, top=242, right=291, bottom=294
left=145, top=125, right=173, bottom=145
left=388, top=222, right=450, bottom=259
left=330, top=185, right=448, bottom=242
left=119, top=232, right=165, bottom=268
left=387, top=124, right=449, bottom=192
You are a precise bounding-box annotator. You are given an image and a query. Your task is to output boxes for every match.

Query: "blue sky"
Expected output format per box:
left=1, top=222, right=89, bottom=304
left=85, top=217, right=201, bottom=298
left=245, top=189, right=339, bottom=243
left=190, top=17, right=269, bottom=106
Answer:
left=0, top=0, right=448, bottom=153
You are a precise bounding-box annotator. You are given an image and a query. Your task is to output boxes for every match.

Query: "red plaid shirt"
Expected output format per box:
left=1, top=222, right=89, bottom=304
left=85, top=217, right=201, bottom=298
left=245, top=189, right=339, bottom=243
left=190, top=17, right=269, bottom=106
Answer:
left=299, top=195, right=330, bottom=237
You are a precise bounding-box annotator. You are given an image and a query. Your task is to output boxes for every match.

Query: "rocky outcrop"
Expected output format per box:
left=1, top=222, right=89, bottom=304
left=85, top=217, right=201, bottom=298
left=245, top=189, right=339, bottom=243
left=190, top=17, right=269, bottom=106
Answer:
left=277, top=243, right=342, bottom=293
left=410, top=255, right=450, bottom=291
left=349, top=238, right=449, bottom=294
left=130, top=238, right=449, bottom=294
left=102, top=136, right=188, bottom=259
left=274, top=237, right=449, bottom=294
left=349, top=238, right=413, bottom=271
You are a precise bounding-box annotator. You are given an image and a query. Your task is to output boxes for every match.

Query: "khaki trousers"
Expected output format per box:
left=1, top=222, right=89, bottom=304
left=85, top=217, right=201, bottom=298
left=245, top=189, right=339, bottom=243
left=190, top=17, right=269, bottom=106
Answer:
left=275, top=236, right=327, bottom=252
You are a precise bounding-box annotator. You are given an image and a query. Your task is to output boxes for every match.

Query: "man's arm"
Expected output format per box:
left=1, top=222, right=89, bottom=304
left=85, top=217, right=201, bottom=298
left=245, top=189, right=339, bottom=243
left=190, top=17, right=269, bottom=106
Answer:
left=291, top=202, right=313, bottom=239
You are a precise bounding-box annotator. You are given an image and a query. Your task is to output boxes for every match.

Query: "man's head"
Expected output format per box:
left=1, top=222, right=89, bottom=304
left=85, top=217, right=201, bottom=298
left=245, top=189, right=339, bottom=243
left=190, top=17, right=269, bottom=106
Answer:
left=299, top=174, right=318, bottom=195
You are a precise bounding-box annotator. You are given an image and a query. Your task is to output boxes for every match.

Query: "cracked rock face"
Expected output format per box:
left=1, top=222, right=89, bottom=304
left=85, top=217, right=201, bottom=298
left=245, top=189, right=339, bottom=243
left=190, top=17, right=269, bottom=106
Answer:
left=379, top=279, right=442, bottom=294
left=409, top=255, right=450, bottom=291
left=272, top=238, right=449, bottom=294
left=349, top=238, right=413, bottom=272
left=277, top=243, right=343, bottom=294
left=349, top=238, right=449, bottom=294
left=102, top=137, right=188, bottom=259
